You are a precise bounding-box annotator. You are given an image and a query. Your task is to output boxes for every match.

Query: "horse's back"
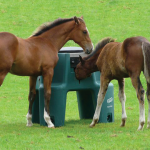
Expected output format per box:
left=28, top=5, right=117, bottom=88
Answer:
left=0, top=32, right=18, bottom=55
left=0, top=32, right=19, bottom=70
left=123, top=36, right=148, bottom=53
left=123, top=36, right=147, bottom=75
left=97, top=42, right=128, bottom=79
left=0, top=32, right=18, bottom=43
left=97, top=42, right=122, bottom=66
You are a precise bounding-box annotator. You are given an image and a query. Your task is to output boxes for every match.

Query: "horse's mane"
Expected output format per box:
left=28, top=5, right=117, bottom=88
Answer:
left=84, top=37, right=116, bottom=60
left=31, top=17, right=83, bottom=37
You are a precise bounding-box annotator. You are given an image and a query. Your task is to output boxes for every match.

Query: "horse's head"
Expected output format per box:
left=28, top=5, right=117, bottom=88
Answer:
left=75, top=56, right=92, bottom=80
left=70, top=16, right=93, bottom=54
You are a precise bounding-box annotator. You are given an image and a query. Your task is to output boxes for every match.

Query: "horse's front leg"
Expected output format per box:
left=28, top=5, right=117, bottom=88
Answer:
left=118, top=78, right=127, bottom=127
left=26, top=76, right=37, bottom=127
left=90, top=75, right=110, bottom=127
left=43, top=68, right=55, bottom=128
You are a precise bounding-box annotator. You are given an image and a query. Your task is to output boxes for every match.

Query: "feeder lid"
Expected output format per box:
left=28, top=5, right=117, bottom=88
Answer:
left=59, top=47, right=83, bottom=53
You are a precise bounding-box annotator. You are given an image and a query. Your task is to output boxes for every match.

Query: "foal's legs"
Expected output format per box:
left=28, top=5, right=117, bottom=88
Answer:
left=118, top=78, right=127, bottom=127
left=90, top=75, right=110, bottom=127
left=26, top=76, right=37, bottom=127
left=146, top=82, right=150, bottom=128
left=130, top=75, right=145, bottom=130
left=43, top=68, right=54, bottom=128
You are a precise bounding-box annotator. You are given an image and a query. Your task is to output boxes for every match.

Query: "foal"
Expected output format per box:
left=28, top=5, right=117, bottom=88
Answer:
left=0, top=16, right=93, bottom=128
left=75, top=36, right=150, bottom=130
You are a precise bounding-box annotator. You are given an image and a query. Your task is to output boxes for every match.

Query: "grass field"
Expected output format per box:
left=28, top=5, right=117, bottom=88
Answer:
left=0, top=0, right=150, bottom=149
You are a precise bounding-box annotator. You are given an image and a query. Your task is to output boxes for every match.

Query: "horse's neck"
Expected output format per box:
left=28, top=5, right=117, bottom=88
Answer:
left=86, top=49, right=101, bottom=71
left=86, top=55, right=99, bottom=73
left=41, top=21, right=74, bottom=51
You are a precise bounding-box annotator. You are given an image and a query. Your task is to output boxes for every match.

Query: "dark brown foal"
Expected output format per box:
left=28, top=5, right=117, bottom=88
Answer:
left=75, top=36, right=150, bottom=130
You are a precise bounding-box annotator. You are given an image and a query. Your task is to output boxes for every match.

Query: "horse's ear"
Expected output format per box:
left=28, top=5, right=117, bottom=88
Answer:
left=80, top=16, right=84, bottom=20
left=79, top=55, right=84, bottom=65
left=74, top=16, right=80, bottom=25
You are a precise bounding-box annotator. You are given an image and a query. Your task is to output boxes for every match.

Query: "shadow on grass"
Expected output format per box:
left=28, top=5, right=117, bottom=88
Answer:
left=0, top=119, right=118, bottom=134
left=64, top=119, right=92, bottom=127
left=0, top=122, right=42, bottom=134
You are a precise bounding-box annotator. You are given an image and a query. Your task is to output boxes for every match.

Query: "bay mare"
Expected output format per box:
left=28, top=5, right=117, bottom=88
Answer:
left=75, top=36, right=150, bottom=130
left=0, top=16, right=93, bottom=128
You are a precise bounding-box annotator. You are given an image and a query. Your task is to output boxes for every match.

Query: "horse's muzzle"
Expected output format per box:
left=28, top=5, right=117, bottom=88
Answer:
left=86, top=48, right=92, bottom=54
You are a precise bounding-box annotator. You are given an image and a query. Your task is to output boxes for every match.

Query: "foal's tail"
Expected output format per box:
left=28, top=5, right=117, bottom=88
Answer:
left=142, top=42, right=150, bottom=83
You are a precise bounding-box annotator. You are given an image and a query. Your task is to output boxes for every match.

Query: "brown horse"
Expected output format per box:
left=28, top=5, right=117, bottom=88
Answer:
left=0, top=16, right=93, bottom=128
left=75, top=36, right=150, bottom=130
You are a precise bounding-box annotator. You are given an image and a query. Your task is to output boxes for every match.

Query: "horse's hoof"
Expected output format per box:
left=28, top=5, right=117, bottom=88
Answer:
left=120, top=118, right=126, bottom=127
left=120, top=123, right=125, bottom=127
left=89, top=123, right=95, bottom=128
left=137, top=125, right=144, bottom=130
left=137, top=127, right=143, bottom=131
left=48, top=125, right=55, bottom=128
left=90, top=119, right=98, bottom=128
left=120, top=121, right=125, bottom=127
left=26, top=123, right=33, bottom=127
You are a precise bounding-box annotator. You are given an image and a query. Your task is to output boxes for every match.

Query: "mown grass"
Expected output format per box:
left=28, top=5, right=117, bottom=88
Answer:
left=0, top=0, right=150, bottom=149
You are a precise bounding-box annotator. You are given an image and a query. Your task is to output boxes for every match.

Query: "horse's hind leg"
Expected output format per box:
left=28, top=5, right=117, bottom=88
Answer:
left=90, top=75, right=110, bottom=127
left=146, top=82, right=150, bottom=128
left=130, top=75, right=145, bottom=130
left=118, top=78, right=127, bottom=127
left=26, top=76, right=37, bottom=127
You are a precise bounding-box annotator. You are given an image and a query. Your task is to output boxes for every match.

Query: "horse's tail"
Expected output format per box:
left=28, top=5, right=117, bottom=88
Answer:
left=142, top=41, right=150, bottom=83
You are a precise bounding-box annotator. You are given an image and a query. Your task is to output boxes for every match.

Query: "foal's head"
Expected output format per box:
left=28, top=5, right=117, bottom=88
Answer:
left=70, top=16, right=93, bottom=54
left=75, top=37, right=116, bottom=80
left=75, top=56, right=92, bottom=80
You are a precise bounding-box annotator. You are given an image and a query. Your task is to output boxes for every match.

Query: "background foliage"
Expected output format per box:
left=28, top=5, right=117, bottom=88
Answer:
left=0, top=0, right=150, bottom=149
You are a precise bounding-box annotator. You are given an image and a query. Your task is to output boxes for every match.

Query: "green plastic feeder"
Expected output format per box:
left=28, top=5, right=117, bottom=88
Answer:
left=32, top=47, right=114, bottom=127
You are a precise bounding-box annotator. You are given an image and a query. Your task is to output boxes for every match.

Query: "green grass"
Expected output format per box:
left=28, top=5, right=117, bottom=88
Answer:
left=0, top=0, right=150, bottom=149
